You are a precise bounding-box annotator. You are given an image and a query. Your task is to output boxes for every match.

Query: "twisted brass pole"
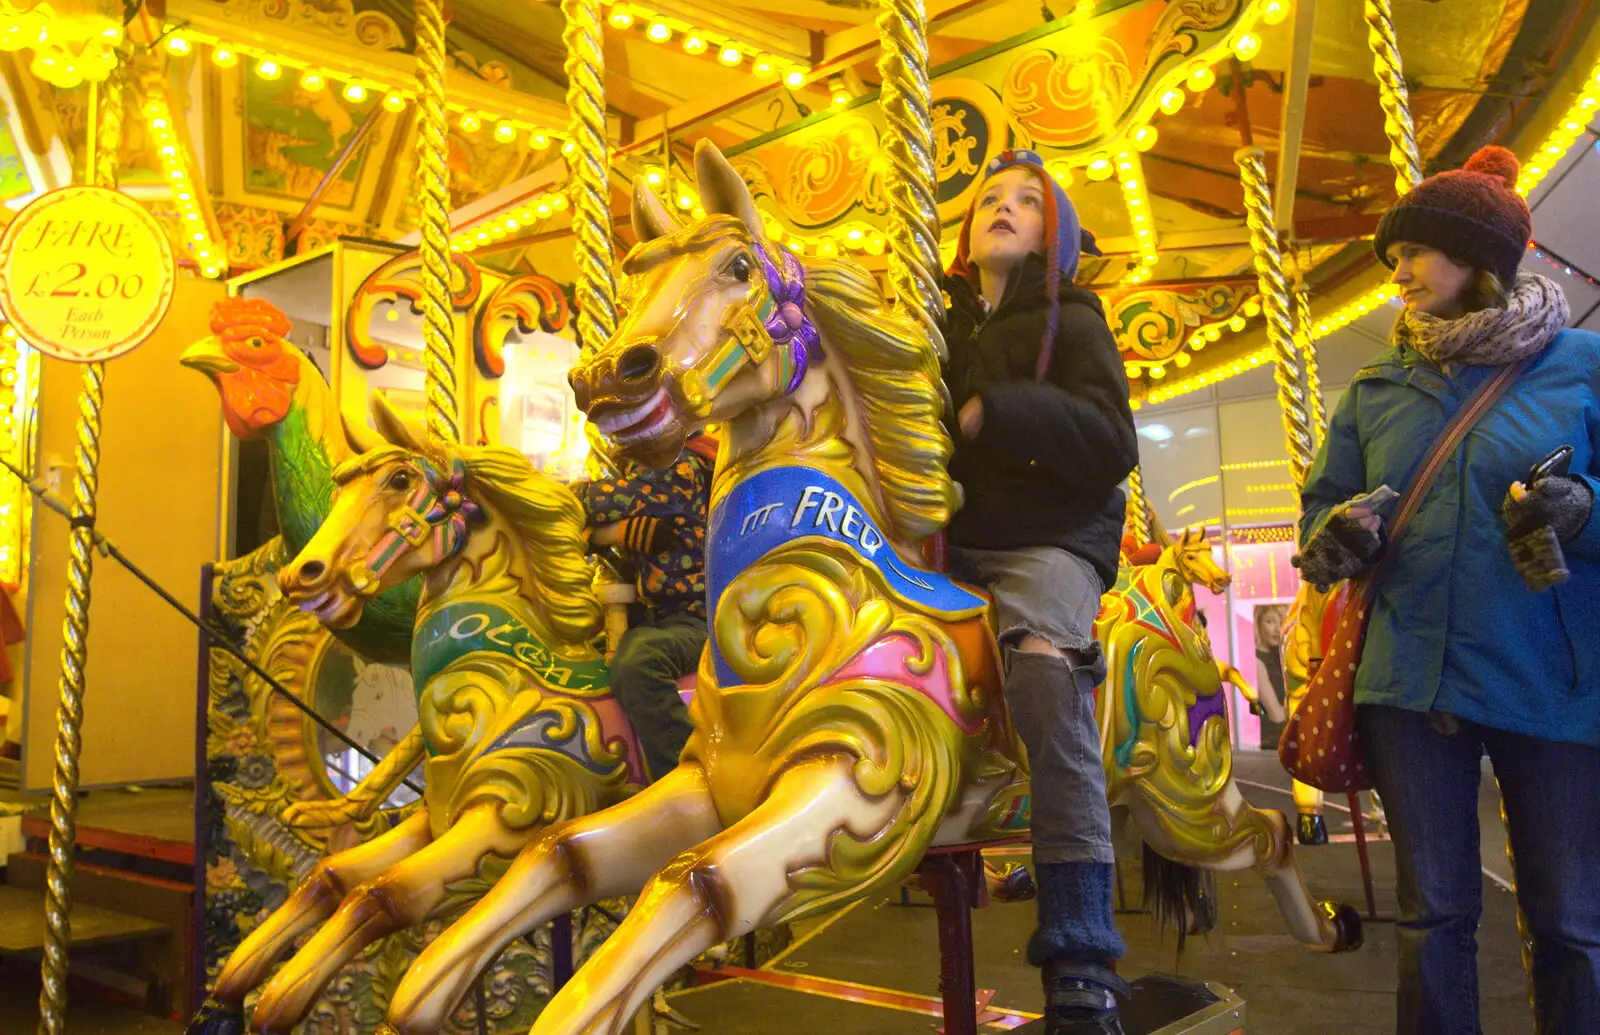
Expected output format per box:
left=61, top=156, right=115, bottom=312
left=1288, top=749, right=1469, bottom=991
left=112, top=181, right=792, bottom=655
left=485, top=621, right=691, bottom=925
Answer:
left=1127, top=467, right=1151, bottom=546
left=875, top=0, right=946, bottom=360
left=38, top=64, right=122, bottom=1035
left=563, top=0, right=618, bottom=356
left=413, top=0, right=460, bottom=445
left=1293, top=276, right=1326, bottom=448
left=1234, top=146, right=1314, bottom=492
left=1364, top=0, right=1424, bottom=196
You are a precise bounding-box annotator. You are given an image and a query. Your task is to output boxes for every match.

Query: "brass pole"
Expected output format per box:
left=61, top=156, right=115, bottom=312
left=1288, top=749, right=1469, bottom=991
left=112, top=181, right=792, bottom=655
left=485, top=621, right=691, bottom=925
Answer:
left=413, top=0, right=461, bottom=445
left=1234, top=147, right=1315, bottom=491
left=38, top=61, right=123, bottom=1035
left=875, top=0, right=945, bottom=359
left=562, top=0, right=618, bottom=357
left=1126, top=467, right=1152, bottom=546
left=1364, top=0, right=1424, bottom=195
left=1293, top=273, right=1326, bottom=448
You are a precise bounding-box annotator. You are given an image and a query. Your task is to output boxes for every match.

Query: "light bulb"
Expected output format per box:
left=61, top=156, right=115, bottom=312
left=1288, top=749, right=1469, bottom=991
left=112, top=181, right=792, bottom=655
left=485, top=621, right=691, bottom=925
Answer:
left=784, top=68, right=806, bottom=88
left=300, top=72, right=325, bottom=92
left=531, top=132, right=550, bottom=149
left=256, top=60, right=281, bottom=80
left=1262, top=0, right=1290, bottom=25
left=719, top=47, right=741, bottom=66
left=343, top=83, right=367, bottom=103
left=460, top=113, right=482, bottom=132
left=165, top=36, right=190, bottom=56
left=610, top=10, right=634, bottom=28
left=647, top=22, right=671, bottom=42
left=1188, top=64, right=1216, bottom=92
left=495, top=121, right=517, bottom=143
left=1233, top=32, right=1261, bottom=62
left=683, top=36, right=707, bottom=55
left=1158, top=87, right=1185, bottom=115
left=212, top=47, right=237, bottom=68
left=1131, top=125, right=1158, bottom=151
left=383, top=92, right=406, bottom=113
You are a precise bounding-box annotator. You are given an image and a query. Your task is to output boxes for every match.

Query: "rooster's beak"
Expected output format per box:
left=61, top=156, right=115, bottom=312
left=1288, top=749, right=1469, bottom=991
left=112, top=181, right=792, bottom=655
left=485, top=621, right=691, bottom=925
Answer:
left=179, top=336, right=240, bottom=377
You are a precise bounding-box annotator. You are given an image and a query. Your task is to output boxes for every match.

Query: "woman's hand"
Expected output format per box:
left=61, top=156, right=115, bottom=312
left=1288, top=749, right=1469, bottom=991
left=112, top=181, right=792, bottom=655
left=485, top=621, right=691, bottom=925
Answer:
left=958, top=396, right=984, bottom=439
left=1343, top=504, right=1382, bottom=536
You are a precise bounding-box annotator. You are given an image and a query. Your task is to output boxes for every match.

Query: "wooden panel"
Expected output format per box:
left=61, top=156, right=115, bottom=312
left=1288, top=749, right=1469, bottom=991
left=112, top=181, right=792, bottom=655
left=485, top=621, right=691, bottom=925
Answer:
left=20, top=275, right=228, bottom=790
left=0, top=884, right=167, bottom=953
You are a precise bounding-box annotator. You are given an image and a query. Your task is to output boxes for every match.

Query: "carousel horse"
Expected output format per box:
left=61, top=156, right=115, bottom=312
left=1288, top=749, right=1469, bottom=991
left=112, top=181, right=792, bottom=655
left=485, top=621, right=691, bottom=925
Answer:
left=188, top=397, right=646, bottom=1034
left=1281, top=582, right=1347, bottom=845
left=1093, top=524, right=1343, bottom=944
left=181, top=297, right=418, bottom=663
left=371, top=142, right=1358, bottom=1035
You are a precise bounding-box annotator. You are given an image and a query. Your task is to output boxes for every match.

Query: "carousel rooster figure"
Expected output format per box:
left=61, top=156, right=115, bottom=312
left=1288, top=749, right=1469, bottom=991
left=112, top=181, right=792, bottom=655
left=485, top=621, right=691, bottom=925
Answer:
left=370, top=142, right=1358, bottom=1035
left=181, top=297, right=418, bottom=663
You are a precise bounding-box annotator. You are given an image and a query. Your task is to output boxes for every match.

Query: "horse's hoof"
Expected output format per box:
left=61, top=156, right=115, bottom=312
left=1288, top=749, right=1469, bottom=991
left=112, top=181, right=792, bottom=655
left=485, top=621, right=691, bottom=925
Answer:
left=1297, top=812, right=1328, bottom=846
left=1320, top=901, right=1363, bottom=953
left=186, top=1000, right=246, bottom=1035
left=988, top=862, right=1036, bottom=903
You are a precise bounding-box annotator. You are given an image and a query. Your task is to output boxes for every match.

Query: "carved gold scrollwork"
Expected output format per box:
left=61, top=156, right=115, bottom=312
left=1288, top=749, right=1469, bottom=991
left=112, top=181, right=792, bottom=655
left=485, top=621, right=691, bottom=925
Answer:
left=345, top=249, right=483, bottom=369
left=472, top=273, right=571, bottom=378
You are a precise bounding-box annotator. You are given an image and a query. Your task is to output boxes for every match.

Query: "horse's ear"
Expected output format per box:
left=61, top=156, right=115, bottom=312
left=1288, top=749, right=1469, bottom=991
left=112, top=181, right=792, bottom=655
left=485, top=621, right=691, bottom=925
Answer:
left=631, top=177, right=681, bottom=243
left=369, top=393, right=427, bottom=453
left=341, top=409, right=386, bottom=455
left=693, top=140, right=765, bottom=243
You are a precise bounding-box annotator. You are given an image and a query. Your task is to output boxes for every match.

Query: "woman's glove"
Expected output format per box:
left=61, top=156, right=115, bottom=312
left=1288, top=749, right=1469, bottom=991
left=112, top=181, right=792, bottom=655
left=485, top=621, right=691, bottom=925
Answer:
left=1503, top=475, right=1593, bottom=544
left=1292, top=504, right=1386, bottom=590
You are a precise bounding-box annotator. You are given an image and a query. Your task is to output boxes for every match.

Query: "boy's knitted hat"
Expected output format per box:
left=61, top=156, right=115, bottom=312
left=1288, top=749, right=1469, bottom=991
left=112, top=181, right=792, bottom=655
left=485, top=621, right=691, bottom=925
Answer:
left=1373, top=146, right=1531, bottom=286
left=946, top=149, right=1099, bottom=381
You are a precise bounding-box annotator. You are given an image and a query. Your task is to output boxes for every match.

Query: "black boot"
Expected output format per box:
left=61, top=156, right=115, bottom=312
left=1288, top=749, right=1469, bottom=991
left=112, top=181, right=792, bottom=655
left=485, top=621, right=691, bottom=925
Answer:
left=1297, top=812, right=1328, bottom=846
left=1042, top=959, right=1130, bottom=1035
left=186, top=999, right=246, bottom=1035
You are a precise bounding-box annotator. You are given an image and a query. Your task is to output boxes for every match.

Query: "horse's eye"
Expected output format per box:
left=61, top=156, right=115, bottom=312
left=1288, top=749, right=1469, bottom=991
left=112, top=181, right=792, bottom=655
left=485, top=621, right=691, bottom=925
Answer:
left=387, top=469, right=413, bottom=491
left=729, top=254, right=751, bottom=282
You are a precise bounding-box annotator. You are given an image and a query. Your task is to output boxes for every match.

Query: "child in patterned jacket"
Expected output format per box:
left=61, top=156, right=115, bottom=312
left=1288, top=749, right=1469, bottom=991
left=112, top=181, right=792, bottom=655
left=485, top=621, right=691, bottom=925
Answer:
left=574, top=433, right=717, bottom=782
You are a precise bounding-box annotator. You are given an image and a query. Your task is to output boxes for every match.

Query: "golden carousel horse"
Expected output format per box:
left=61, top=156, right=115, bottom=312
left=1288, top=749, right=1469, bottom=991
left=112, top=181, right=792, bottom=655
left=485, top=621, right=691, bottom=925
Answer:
left=367, top=142, right=1357, bottom=1035
left=190, top=399, right=647, bottom=1034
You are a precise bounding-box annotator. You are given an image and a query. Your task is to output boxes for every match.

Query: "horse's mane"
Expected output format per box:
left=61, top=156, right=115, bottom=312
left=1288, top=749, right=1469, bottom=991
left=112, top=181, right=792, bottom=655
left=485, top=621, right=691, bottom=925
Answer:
left=802, top=259, right=961, bottom=545
left=336, top=444, right=602, bottom=645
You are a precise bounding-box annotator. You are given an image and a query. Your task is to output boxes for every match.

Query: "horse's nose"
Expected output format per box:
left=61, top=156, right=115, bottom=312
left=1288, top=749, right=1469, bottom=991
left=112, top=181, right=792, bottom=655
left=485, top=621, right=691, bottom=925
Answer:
left=297, top=559, right=327, bottom=583
left=279, top=556, right=330, bottom=598
left=617, top=343, right=661, bottom=383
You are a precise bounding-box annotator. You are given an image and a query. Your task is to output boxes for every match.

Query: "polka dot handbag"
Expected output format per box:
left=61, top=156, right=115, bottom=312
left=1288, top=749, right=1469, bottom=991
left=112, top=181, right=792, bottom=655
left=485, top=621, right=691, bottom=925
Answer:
left=1278, top=357, right=1527, bottom=793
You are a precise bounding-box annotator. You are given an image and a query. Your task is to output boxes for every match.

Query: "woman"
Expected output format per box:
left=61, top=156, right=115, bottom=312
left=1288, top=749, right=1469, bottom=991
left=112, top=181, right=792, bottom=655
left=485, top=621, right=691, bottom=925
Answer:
left=1295, top=146, right=1600, bottom=1034
left=1253, top=604, right=1289, bottom=748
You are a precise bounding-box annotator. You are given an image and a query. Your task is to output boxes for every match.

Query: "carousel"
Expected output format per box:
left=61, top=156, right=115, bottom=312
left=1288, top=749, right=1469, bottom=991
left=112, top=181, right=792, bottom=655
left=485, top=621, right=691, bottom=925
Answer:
left=0, top=0, right=1595, bottom=1032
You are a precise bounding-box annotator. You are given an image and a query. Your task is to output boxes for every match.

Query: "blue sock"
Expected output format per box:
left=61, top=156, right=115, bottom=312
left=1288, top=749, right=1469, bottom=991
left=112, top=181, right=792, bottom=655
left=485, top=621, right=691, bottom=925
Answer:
left=1028, top=861, right=1126, bottom=966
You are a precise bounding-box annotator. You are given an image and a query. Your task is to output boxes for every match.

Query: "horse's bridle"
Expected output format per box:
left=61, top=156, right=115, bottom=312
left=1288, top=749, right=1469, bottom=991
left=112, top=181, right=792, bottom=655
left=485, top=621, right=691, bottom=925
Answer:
left=675, top=242, right=821, bottom=419
left=347, top=457, right=484, bottom=596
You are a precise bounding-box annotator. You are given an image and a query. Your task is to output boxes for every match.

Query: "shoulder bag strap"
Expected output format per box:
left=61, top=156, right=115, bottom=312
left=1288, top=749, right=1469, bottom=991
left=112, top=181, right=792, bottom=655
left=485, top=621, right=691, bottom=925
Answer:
left=1387, top=358, right=1530, bottom=547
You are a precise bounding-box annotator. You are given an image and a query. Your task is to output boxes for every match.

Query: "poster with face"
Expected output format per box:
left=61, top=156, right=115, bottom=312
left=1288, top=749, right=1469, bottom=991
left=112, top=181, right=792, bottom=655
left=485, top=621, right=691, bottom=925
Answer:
left=1254, top=603, right=1291, bottom=746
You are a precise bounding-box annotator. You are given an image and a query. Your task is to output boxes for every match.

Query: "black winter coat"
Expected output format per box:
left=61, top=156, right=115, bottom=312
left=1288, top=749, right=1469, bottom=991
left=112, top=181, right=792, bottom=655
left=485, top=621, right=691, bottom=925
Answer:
left=942, top=253, right=1139, bottom=589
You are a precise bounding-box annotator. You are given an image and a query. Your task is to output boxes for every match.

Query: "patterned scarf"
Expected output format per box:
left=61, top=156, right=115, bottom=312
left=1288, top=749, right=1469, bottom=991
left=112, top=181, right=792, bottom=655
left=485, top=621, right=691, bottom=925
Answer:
left=1396, top=272, right=1570, bottom=367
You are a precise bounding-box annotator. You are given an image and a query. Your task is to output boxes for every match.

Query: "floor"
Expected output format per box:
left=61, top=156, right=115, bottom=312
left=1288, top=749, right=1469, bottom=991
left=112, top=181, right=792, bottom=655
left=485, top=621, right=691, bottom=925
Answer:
left=0, top=753, right=1536, bottom=1033
left=659, top=752, right=1535, bottom=1035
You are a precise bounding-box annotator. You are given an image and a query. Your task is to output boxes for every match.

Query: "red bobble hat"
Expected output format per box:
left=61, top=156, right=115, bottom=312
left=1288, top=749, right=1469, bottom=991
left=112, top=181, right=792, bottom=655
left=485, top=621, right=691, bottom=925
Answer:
left=1373, top=146, right=1532, bottom=286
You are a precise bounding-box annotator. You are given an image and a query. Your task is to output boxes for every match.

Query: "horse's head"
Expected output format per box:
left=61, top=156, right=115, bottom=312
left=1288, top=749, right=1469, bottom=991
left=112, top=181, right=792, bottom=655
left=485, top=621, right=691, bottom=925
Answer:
left=278, top=397, right=483, bottom=628
left=1172, top=527, right=1231, bottom=594
left=568, top=141, right=821, bottom=467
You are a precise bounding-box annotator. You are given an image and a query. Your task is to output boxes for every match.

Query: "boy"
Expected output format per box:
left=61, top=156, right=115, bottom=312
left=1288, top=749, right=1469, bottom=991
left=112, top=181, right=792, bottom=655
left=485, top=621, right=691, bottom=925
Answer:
left=943, top=151, right=1140, bottom=1034
left=575, top=434, right=717, bottom=783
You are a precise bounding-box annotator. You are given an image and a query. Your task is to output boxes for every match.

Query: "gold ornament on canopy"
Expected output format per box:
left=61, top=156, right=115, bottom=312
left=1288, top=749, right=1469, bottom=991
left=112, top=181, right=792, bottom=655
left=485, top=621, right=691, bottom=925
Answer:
left=0, top=0, right=122, bottom=89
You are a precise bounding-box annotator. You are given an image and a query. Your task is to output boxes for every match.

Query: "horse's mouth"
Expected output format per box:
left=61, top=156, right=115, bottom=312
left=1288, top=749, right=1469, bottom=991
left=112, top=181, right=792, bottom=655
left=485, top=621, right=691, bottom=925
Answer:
left=293, top=586, right=365, bottom=630
left=590, top=385, right=687, bottom=465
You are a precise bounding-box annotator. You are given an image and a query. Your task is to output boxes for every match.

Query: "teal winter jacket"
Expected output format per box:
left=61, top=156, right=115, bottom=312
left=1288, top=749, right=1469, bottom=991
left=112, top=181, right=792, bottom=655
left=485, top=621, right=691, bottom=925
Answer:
left=1300, top=328, right=1600, bottom=746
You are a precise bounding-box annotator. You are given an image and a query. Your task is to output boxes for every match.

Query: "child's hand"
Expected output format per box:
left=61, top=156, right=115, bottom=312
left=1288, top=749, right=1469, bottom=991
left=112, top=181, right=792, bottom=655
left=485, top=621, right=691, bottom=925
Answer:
left=959, top=396, right=984, bottom=439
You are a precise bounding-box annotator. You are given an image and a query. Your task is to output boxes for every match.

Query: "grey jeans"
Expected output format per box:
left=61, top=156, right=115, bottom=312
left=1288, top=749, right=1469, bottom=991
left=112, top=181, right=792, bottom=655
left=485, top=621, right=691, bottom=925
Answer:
left=950, top=545, right=1114, bottom=865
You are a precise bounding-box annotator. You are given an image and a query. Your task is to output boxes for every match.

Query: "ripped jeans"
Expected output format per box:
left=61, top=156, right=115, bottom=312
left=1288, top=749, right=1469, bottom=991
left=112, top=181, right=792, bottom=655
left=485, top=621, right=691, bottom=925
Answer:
left=949, top=545, right=1113, bottom=865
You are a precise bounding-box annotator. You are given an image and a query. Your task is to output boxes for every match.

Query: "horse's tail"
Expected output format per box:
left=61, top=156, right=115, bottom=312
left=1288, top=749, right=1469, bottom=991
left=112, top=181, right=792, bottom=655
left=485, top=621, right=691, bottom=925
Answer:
left=1141, top=842, right=1217, bottom=951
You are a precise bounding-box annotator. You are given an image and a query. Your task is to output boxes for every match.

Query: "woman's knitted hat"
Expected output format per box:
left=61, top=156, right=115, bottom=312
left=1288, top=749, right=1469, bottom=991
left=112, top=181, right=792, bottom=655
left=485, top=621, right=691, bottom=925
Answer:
left=1373, top=146, right=1531, bottom=286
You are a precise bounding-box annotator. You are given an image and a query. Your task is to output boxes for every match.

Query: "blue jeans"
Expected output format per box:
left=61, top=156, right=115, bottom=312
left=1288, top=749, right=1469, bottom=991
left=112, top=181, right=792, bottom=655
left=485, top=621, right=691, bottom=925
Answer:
left=1358, top=704, right=1600, bottom=1034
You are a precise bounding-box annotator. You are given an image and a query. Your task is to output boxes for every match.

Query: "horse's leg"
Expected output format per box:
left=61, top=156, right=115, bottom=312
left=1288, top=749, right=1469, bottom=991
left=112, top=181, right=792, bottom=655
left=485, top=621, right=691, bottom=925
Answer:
left=384, top=763, right=723, bottom=1035
left=248, top=804, right=528, bottom=1033
left=527, top=754, right=905, bottom=1035
left=1125, top=782, right=1361, bottom=952
left=206, top=811, right=432, bottom=1011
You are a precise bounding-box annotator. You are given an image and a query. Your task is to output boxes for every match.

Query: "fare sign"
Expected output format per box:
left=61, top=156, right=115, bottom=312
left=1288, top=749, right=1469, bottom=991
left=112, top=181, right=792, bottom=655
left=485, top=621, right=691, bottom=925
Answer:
left=0, top=187, right=176, bottom=363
